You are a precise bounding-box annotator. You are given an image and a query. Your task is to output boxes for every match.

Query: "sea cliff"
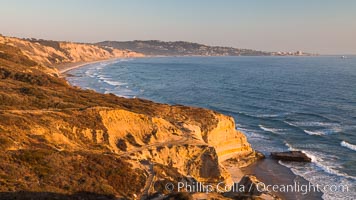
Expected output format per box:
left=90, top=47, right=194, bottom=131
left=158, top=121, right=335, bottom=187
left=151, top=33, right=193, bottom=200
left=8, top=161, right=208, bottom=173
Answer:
left=0, top=35, right=277, bottom=199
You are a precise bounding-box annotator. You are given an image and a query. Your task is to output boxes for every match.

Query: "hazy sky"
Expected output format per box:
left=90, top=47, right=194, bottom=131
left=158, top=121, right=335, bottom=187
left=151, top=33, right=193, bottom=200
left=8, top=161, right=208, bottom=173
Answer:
left=0, top=0, right=355, bottom=54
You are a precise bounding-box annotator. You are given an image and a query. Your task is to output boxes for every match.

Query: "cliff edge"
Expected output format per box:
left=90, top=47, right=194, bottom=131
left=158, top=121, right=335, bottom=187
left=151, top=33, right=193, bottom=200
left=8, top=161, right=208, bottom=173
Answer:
left=0, top=35, right=272, bottom=199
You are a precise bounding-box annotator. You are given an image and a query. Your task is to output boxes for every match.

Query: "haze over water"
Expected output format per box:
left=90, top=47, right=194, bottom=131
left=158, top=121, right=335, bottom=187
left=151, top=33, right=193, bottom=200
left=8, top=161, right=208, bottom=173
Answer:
left=68, top=56, right=356, bottom=199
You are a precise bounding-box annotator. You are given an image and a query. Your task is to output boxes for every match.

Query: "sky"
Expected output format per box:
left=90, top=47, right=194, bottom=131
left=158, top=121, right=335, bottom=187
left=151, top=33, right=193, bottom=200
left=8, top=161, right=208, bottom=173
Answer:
left=0, top=0, right=355, bottom=54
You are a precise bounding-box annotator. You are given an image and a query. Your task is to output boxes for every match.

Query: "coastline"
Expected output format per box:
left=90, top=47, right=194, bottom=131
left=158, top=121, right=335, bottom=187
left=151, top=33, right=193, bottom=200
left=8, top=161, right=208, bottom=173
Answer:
left=242, top=158, right=323, bottom=200
left=57, top=57, right=323, bottom=200
left=55, top=58, right=120, bottom=74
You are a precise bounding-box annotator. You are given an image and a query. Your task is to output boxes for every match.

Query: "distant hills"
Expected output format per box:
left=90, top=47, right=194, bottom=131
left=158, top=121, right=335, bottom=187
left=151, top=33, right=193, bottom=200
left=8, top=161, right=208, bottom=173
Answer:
left=11, top=34, right=314, bottom=57
left=96, top=40, right=273, bottom=56
left=96, top=40, right=315, bottom=56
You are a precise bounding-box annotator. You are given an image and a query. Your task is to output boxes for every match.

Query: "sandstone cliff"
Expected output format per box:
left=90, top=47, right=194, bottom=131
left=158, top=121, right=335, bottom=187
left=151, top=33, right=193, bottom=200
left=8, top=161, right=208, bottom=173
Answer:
left=0, top=35, right=144, bottom=71
left=0, top=35, right=269, bottom=199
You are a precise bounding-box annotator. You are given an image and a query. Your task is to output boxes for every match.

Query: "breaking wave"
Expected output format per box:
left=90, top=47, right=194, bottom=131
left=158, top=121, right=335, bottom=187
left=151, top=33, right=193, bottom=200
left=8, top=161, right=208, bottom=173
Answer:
left=341, top=141, right=356, bottom=151
left=258, top=125, right=284, bottom=134
left=304, top=130, right=325, bottom=136
left=283, top=142, right=356, bottom=180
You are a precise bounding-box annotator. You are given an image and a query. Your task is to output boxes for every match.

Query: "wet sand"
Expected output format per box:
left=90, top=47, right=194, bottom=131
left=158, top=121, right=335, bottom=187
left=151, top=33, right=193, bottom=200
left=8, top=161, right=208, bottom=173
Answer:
left=242, top=158, right=323, bottom=200
left=55, top=58, right=119, bottom=74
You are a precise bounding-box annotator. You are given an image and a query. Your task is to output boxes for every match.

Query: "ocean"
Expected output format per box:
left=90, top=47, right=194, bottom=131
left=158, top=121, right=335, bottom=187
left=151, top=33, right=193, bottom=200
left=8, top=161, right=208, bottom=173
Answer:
left=67, top=56, right=356, bottom=200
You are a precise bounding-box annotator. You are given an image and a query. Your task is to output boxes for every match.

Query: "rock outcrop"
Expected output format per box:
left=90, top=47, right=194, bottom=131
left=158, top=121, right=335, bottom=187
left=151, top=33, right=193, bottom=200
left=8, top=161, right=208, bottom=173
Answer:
left=224, top=175, right=281, bottom=200
left=271, top=151, right=311, bottom=162
left=97, top=108, right=253, bottom=183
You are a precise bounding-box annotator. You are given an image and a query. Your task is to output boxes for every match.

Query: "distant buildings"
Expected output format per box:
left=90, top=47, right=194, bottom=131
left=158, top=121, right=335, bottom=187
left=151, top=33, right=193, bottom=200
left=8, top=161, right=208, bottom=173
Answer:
left=272, top=50, right=311, bottom=56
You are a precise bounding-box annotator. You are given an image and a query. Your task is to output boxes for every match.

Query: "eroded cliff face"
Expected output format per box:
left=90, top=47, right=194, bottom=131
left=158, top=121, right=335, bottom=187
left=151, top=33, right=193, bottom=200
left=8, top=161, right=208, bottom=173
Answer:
left=0, top=35, right=260, bottom=199
left=0, top=35, right=144, bottom=68
left=98, top=109, right=253, bottom=183
left=0, top=107, right=255, bottom=198
left=0, top=107, right=253, bottom=180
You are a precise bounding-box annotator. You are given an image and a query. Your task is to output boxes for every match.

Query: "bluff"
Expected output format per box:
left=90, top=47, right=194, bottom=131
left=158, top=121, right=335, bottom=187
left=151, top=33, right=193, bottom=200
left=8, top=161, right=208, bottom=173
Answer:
left=0, top=35, right=269, bottom=199
left=0, top=35, right=144, bottom=75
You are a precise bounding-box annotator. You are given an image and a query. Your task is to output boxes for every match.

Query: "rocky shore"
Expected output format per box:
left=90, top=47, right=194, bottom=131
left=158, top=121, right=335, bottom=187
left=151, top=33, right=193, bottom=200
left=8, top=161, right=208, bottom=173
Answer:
left=0, top=35, right=280, bottom=199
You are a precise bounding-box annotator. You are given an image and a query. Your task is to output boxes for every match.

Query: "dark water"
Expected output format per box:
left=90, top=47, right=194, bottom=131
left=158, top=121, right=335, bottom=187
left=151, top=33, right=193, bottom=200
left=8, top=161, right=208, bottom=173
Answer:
left=67, top=56, right=356, bottom=199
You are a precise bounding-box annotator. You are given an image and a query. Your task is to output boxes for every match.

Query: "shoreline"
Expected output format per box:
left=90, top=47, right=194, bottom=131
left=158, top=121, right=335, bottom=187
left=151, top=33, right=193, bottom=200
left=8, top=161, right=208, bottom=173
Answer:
left=242, top=158, right=323, bottom=200
left=57, top=58, right=323, bottom=200
left=55, top=58, right=120, bottom=74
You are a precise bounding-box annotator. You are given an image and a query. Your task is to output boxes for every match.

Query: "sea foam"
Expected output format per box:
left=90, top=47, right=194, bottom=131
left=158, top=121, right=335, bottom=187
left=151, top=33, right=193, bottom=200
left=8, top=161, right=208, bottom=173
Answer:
left=237, top=128, right=269, bottom=140
left=305, top=150, right=356, bottom=180
left=284, top=121, right=341, bottom=136
left=283, top=142, right=356, bottom=180
left=103, top=79, right=127, bottom=86
left=258, top=125, right=284, bottom=134
left=341, top=141, right=356, bottom=151
left=303, top=130, right=325, bottom=136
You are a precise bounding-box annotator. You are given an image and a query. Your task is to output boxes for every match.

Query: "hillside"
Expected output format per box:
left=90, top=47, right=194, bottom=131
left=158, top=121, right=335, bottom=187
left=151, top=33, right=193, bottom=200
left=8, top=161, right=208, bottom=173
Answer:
left=96, top=40, right=272, bottom=56
left=0, top=35, right=144, bottom=72
left=0, top=35, right=277, bottom=200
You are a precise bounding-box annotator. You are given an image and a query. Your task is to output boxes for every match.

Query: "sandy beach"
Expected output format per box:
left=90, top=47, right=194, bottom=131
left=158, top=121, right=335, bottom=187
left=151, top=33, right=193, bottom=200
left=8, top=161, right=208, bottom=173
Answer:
left=55, top=58, right=119, bottom=74
left=242, top=158, right=323, bottom=200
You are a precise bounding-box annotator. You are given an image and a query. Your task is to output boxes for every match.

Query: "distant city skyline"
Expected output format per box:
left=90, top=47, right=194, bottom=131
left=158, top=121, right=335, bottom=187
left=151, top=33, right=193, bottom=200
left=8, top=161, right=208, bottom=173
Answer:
left=0, top=0, right=355, bottom=54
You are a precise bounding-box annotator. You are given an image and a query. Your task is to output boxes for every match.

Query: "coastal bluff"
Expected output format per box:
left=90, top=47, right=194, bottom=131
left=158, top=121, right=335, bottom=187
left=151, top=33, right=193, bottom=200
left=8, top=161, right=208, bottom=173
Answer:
left=0, top=35, right=144, bottom=75
left=0, top=35, right=271, bottom=199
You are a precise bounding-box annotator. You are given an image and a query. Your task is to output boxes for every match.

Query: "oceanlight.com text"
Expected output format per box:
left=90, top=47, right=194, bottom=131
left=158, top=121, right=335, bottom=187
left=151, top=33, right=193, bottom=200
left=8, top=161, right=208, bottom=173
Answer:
left=165, top=181, right=349, bottom=195
left=256, top=182, right=349, bottom=195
